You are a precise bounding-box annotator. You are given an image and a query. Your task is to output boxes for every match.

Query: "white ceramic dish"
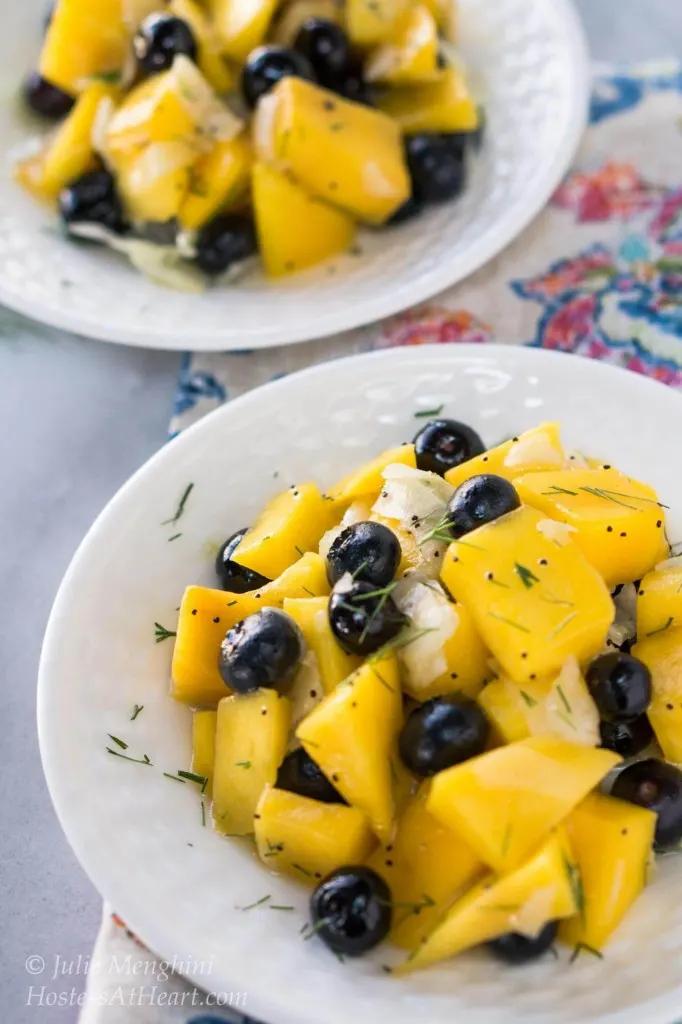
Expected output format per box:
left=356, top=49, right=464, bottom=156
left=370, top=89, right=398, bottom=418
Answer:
left=0, top=0, right=589, bottom=351
left=39, top=345, right=682, bottom=1024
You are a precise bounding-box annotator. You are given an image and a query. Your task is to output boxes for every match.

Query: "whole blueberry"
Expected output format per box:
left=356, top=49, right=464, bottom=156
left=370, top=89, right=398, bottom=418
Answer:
left=218, top=608, right=303, bottom=693
left=328, top=578, right=405, bottom=656
left=405, top=133, right=467, bottom=203
left=215, top=528, right=270, bottom=593
left=310, top=866, right=391, bottom=956
left=294, top=18, right=350, bottom=81
left=195, top=215, right=258, bottom=276
left=23, top=72, right=74, bottom=119
left=446, top=474, right=520, bottom=538
left=611, top=758, right=682, bottom=850
left=413, top=418, right=485, bottom=476
left=398, top=695, right=489, bottom=776
left=59, top=170, right=128, bottom=234
left=326, top=521, right=400, bottom=588
left=134, top=13, right=197, bottom=75
left=586, top=653, right=652, bottom=722
left=241, top=45, right=315, bottom=108
left=599, top=715, right=654, bottom=758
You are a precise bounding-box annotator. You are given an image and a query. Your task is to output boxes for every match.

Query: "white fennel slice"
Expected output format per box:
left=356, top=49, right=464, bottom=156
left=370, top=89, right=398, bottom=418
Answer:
left=503, top=430, right=565, bottom=471
left=535, top=519, right=577, bottom=546
left=655, top=553, right=682, bottom=572
left=68, top=223, right=207, bottom=292
left=392, top=579, right=457, bottom=689
left=525, top=656, right=600, bottom=747
left=607, top=583, right=638, bottom=649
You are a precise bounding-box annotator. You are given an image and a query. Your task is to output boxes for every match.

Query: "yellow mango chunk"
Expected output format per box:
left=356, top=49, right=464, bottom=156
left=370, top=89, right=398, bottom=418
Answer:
left=115, top=141, right=196, bottom=223
left=171, top=553, right=330, bottom=707
left=270, top=0, right=342, bottom=45
left=296, top=654, right=402, bottom=839
left=427, top=736, right=620, bottom=873
left=477, top=678, right=531, bottom=745
left=560, top=793, right=655, bottom=952
left=192, top=709, right=217, bottom=795
left=328, top=444, right=416, bottom=501
left=180, top=132, right=252, bottom=229
left=397, top=831, right=579, bottom=973
left=376, top=67, right=479, bottom=134
left=345, top=0, right=409, bottom=46
left=283, top=597, right=360, bottom=695
left=444, top=422, right=565, bottom=490
left=632, top=627, right=682, bottom=761
left=252, top=162, right=356, bottom=277
left=169, top=0, right=237, bottom=93
left=368, top=782, right=483, bottom=948
left=254, top=786, right=374, bottom=880
left=40, top=0, right=157, bottom=93
left=515, top=468, right=668, bottom=588
left=232, top=482, right=339, bottom=578
left=440, top=506, right=614, bottom=685
left=637, top=560, right=682, bottom=637
left=210, top=0, right=278, bottom=60
left=106, top=56, right=242, bottom=157
left=18, top=82, right=117, bottom=200
left=364, top=5, right=442, bottom=85
left=255, top=77, right=410, bottom=224
left=421, top=0, right=456, bottom=36
left=213, top=689, right=291, bottom=835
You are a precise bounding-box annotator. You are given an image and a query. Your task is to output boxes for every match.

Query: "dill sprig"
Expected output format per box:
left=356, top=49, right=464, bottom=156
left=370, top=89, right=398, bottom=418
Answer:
left=414, top=405, right=444, bottom=418
left=519, top=690, right=538, bottom=707
left=569, top=942, right=603, bottom=964
left=130, top=704, right=144, bottom=721
left=547, top=611, right=578, bottom=640
left=239, top=895, right=271, bottom=911
left=154, top=622, right=177, bottom=643
left=107, top=748, right=152, bottom=766
left=488, top=612, right=530, bottom=634
left=162, top=482, right=194, bottom=526
left=542, top=485, right=578, bottom=496
left=108, top=734, right=128, bottom=750
left=514, top=562, right=540, bottom=589
left=367, top=626, right=439, bottom=662
left=563, top=852, right=585, bottom=921
left=556, top=683, right=572, bottom=714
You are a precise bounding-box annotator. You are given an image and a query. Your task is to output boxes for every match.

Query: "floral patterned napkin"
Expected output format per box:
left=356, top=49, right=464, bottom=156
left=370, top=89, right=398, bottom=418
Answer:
left=83, top=60, right=682, bottom=1023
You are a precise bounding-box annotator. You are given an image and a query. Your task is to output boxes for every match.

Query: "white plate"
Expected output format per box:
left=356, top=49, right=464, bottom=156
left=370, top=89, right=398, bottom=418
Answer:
left=0, top=0, right=589, bottom=351
left=39, top=345, right=682, bottom=1024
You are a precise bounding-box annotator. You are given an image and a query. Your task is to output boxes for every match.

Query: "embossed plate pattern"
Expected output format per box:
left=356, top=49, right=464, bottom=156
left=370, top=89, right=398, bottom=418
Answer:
left=39, top=345, right=682, bottom=1024
left=0, top=0, right=588, bottom=350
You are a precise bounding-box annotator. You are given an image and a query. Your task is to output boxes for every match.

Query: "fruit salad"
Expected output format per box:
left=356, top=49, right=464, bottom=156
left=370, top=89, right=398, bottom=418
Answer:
left=16, top=0, right=480, bottom=287
left=165, top=417, right=682, bottom=970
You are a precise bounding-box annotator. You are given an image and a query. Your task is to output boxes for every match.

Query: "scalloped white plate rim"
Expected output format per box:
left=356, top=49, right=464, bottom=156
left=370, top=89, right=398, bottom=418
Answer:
left=2, top=0, right=589, bottom=351
left=38, top=344, right=682, bottom=1024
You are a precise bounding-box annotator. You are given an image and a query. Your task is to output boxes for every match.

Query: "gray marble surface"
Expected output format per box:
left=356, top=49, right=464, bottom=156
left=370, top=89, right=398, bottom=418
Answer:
left=0, top=1, right=676, bottom=1021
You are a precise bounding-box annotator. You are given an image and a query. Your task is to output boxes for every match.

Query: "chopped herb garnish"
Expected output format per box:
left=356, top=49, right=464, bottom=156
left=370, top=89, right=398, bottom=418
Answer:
left=541, top=592, right=575, bottom=608
left=108, top=734, right=128, bottom=750
left=519, top=690, right=538, bottom=707
left=569, top=942, right=603, bottom=964
left=292, top=863, right=312, bottom=877
left=488, top=612, right=531, bottom=633
left=367, top=626, right=439, bottom=662
left=295, top=545, right=305, bottom=557
left=556, top=710, right=578, bottom=732
left=350, top=560, right=370, bottom=581
left=162, top=482, right=194, bottom=526
left=301, top=586, right=315, bottom=597
left=373, top=668, right=395, bottom=692
left=168, top=533, right=182, bottom=542
left=547, top=611, right=578, bottom=640
left=235, top=760, right=252, bottom=769
left=514, top=562, right=540, bottom=589
left=239, top=895, right=271, bottom=911
left=178, top=770, right=209, bottom=789
left=90, top=69, right=122, bottom=83
left=200, top=800, right=206, bottom=827
left=541, top=485, right=578, bottom=496
left=130, top=704, right=144, bottom=721
left=298, top=736, right=320, bottom=748
left=227, top=600, right=239, bottom=607
left=154, top=622, right=177, bottom=643
left=556, top=684, right=572, bottom=714
left=562, top=852, right=585, bottom=920
left=579, top=486, right=642, bottom=511
left=107, top=749, right=152, bottom=765
left=163, top=772, right=187, bottom=783
left=414, top=405, right=444, bottom=418
left=646, top=616, right=674, bottom=637
left=270, top=905, right=295, bottom=911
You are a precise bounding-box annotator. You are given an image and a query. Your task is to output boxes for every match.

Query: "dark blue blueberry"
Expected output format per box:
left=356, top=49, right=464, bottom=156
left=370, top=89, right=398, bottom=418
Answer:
left=328, top=578, right=405, bottom=656
left=195, top=215, right=258, bottom=275
left=134, top=13, right=197, bottom=75
left=413, top=417, right=484, bottom=475
left=386, top=195, right=424, bottom=226
left=218, top=608, right=303, bottom=694
left=405, top=133, right=467, bottom=203
left=276, top=747, right=345, bottom=804
left=327, top=521, right=400, bottom=588
left=398, top=694, right=489, bottom=776
left=310, top=866, right=392, bottom=955
left=611, top=758, right=682, bottom=850
left=59, top=170, right=127, bottom=234
left=446, top=474, right=520, bottom=537
left=599, top=715, right=654, bottom=758
left=488, top=921, right=558, bottom=964
left=241, top=45, right=315, bottom=108
left=294, top=19, right=350, bottom=82
left=215, top=528, right=270, bottom=593
left=587, top=653, right=652, bottom=722
left=23, top=72, right=74, bottom=119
